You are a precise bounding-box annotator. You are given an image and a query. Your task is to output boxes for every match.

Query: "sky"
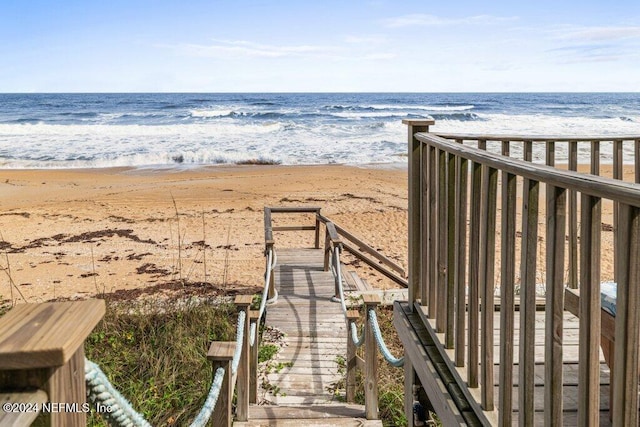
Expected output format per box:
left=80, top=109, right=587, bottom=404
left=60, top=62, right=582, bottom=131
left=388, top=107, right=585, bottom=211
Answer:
left=1, top=0, right=639, bottom=92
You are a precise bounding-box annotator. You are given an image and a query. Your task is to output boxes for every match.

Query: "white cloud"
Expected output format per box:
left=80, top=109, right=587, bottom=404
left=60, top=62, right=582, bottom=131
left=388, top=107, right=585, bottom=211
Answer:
left=362, top=52, right=396, bottom=60
left=344, top=35, right=387, bottom=44
left=546, top=25, right=640, bottom=64
left=548, top=43, right=640, bottom=64
left=554, top=25, right=640, bottom=42
left=161, top=38, right=395, bottom=61
left=383, top=13, right=518, bottom=28
left=169, top=39, right=339, bottom=59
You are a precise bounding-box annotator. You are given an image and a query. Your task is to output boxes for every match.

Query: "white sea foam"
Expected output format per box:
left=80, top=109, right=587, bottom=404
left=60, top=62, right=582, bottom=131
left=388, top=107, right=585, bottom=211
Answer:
left=190, top=109, right=235, bottom=118
left=2, top=94, right=640, bottom=169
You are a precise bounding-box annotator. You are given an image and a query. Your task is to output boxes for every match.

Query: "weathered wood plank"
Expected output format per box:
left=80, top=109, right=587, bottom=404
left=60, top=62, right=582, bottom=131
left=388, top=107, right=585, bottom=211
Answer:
left=480, top=166, right=497, bottom=411
left=468, top=160, right=482, bottom=388
left=545, top=183, right=567, bottom=426
left=499, top=142, right=516, bottom=427
left=578, top=193, right=601, bottom=426
left=262, top=248, right=355, bottom=408
left=0, top=300, right=105, bottom=369
left=0, top=391, right=48, bottom=426
left=454, top=155, right=468, bottom=368
left=421, top=140, right=430, bottom=308
left=612, top=204, right=640, bottom=426
left=428, top=145, right=438, bottom=317
left=436, top=149, right=448, bottom=334
left=568, top=140, right=578, bottom=289
left=446, top=152, right=456, bottom=349
left=519, top=176, right=539, bottom=426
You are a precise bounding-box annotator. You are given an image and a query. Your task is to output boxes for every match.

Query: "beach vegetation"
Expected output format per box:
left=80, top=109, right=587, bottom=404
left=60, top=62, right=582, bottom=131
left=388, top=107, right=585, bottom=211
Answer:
left=84, top=299, right=236, bottom=426
left=77, top=299, right=406, bottom=426
left=258, top=343, right=279, bottom=363
left=330, top=306, right=406, bottom=427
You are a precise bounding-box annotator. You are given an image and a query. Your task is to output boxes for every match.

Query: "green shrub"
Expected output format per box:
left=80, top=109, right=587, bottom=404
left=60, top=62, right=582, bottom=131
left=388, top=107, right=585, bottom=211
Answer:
left=85, top=300, right=236, bottom=426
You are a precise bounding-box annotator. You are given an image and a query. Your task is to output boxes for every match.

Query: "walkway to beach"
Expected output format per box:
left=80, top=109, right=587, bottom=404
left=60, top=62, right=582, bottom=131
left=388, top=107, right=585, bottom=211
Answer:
left=236, top=247, right=382, bottom=426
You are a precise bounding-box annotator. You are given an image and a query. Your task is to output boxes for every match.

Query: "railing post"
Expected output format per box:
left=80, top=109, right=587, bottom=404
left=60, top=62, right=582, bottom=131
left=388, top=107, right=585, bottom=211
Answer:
left=249, top=310, right=260, bottom=404
left=266, top=244, right=276, bottom=300
left=315, top=209, right=321, bottom=249
left=235, top=295, right=253, bottom=422
left=207, top=342, right=235, bottom=427
left=324, top=228, right=331, bottom=272
left=363, top=294, right=381, bottom=420
left=403, top=119, right=435, bottom=313
left=0, top=300, right=105, bottom=427
left=346, top=310, right=360, bottom=403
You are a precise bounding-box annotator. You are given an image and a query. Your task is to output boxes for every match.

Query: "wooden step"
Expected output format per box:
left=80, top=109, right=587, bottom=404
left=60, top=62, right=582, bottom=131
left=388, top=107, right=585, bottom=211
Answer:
left=261, top=248, right=359, bottom=409
left=233, top=404, right=383, bottom=426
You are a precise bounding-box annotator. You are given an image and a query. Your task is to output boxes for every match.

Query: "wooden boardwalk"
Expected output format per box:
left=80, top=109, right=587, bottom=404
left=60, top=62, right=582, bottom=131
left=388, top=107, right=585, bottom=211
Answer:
left=238, top=248, right=382, bottom=426
left=399, top=303, right=614, bottom=425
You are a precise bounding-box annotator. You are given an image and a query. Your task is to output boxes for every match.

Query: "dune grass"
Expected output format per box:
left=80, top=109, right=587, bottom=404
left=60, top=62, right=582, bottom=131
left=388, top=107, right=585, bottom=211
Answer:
left=84, top=299, right=237, bottom=426
left=16, top=297, right=405, bottom=426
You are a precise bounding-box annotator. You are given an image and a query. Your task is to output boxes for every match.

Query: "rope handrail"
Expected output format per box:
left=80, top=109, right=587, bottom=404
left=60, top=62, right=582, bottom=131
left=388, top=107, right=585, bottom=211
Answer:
left=85, top=359, right=153, bottom=427
left=231, top=310, right=246, bottom=375
left=350, top=321, right=365, bottom=348
left=325, top=222, right=402, bottom=366
left=326, top=239, right=365, bottom=349
left=86, top=309, right=247, bottom=427
left=368, top=308, right=404, bottom=368
left=250, top=246, right=278, bottom=346
left=330, top=246, right=347, bottom=315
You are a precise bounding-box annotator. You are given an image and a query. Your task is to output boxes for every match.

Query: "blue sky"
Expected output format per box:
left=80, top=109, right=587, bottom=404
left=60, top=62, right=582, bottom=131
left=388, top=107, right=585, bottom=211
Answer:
left=1, top=0, right=639, bottom=92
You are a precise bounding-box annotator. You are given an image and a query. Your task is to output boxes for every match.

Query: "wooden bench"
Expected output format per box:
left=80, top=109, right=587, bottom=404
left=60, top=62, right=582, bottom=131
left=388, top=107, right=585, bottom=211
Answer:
left=564, top=288, right=616, bottom=368
left=0, top=300, right=105, bottom=426
left=565, top=287, right=621, bottom=420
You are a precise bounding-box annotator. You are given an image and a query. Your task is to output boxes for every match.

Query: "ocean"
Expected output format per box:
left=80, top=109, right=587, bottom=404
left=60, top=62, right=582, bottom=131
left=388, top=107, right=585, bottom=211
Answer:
left=0, top=93, right=639, bottom=169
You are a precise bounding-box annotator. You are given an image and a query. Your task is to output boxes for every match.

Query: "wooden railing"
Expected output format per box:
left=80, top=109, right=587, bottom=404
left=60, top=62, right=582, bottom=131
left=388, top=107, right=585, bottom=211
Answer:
left=208, top=295, right=252, bottom=426
left=401, top=119, right=640, bottom=425
left=0, top=300, right=105, bottom=426
left=0, top=298, right=250, bottom=427
left=433, top=132, right=640, bottom=290
left=317, top=214, right=408, bottom=287
left=262, top=206, right=408, bottom=420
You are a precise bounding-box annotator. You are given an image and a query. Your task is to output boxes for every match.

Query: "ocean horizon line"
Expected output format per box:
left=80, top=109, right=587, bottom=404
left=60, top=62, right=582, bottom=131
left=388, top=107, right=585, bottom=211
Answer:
left=1, top=92, right=639, bottom=169
left=2, top=90, right=640, bottom=95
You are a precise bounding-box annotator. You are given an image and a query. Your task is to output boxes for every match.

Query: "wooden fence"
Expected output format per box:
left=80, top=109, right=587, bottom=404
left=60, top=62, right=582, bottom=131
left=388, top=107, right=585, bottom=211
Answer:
left=400, top=119, right=640, bottom=425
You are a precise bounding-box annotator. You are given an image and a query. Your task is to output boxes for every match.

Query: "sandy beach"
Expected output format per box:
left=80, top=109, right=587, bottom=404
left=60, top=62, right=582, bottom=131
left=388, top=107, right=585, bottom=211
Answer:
left=0, top=165, right=409, bottom=304
left=0, top=162, right=631, bottom=306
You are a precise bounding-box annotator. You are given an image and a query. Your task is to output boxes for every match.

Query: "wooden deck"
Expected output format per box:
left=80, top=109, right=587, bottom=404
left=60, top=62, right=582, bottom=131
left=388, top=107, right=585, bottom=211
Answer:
left=238, top=248, right=382, bottom=426
left=397, top=301, right=614, bottom=426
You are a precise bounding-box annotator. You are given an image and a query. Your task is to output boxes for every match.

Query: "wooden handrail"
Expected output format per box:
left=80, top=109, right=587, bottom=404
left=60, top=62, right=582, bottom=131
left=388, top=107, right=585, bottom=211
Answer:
left=266, top=206, right=321, bottom=213
left=264, top=206, right=321, bottom=249
left=207, top=341, right=235, bottom=427
left=402, top=119, right=640, bottom=425
left=417, top=132, right=640, bottom=207
left=318, top=215, right=405, bottom=276
left=325, top=221, right=342, bottom=246
left=435, top=132, right=640, bottom=143
left=264, top=208, right=407, bottom=288
left=0, top=300, right=105, bottom=426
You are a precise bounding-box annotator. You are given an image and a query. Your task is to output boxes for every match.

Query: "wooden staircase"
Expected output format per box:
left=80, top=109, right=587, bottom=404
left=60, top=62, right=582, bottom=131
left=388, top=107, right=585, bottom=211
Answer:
left=234, top=248, right=381, bottom=426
